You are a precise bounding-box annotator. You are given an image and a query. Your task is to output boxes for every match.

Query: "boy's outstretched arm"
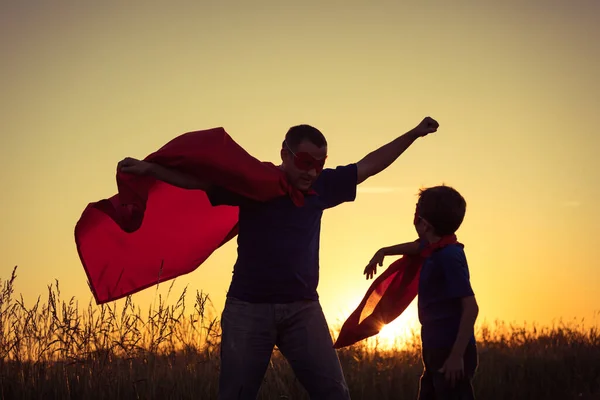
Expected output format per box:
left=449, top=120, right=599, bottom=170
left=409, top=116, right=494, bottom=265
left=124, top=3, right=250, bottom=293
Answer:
left=355, top=117, right=439, bottom=184
left=364, top=240, right=421, bottom=279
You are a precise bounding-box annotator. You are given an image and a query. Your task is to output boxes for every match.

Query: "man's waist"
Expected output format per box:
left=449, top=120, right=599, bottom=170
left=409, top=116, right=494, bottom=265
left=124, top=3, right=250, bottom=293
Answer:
left=232, top=262, right=318, bottom=281
left=227, top=286, right=319, bottom=303
left=235, top=254, right=319, bottom=267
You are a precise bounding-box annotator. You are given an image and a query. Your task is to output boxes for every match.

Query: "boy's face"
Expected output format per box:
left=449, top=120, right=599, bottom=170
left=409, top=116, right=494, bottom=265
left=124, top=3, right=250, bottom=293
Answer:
left=281, top=140, right=327, bottom=192
left=413, top=205, right=432, bottom=239
left=414, top=215, right=426, bottom=238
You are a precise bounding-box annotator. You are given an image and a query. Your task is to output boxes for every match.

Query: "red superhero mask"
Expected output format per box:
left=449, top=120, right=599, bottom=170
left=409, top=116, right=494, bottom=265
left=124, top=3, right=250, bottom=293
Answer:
left=285, top=142, right=327, bottom=173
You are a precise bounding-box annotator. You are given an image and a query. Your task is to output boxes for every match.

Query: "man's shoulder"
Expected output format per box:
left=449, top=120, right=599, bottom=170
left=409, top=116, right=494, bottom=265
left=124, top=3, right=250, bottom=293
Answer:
left=317, top=163, right=357, bottom=177
left=313, top=163, right=356, bottom=187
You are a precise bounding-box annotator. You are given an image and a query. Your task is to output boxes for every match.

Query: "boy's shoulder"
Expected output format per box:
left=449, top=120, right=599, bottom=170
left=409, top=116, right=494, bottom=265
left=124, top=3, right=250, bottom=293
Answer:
left=437, top=243, right=466, bottom=256
left=419, top=239, right=466, bottom=257
left=430, top=243, right=468, bottom=265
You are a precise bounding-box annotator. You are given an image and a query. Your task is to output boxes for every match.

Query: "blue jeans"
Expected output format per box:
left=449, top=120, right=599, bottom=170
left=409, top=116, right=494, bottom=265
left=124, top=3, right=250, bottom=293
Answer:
left=218, top=297, right=350, bottom=400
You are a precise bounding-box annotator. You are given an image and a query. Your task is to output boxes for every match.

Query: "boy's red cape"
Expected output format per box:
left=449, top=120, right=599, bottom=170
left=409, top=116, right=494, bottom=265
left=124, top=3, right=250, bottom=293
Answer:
left=332, top=235, right=458, bottom=349
left=75, top=127, right=308, bottom=304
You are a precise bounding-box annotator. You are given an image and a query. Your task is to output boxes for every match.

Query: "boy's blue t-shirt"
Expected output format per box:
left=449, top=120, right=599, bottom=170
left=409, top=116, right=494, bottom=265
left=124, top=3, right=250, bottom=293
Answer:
left=207, top=164, right=358, bottom=303
left=418, top=242, right=475, bottom=349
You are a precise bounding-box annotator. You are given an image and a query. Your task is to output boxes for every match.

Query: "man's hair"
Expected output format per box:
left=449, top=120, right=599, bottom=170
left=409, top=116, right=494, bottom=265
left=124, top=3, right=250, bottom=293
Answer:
left=417, top=185, right=467, bottom=236
left=283, top=124, right=327, bottom=151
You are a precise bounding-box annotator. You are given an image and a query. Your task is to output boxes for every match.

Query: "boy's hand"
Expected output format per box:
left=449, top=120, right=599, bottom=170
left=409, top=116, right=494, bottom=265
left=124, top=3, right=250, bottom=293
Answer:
left=439, top=354, right=464, bottom=387
left=412, top=116, right=439, bottom=137
left=364, top=249, right=385, bottom=280
left=118, top=157, right=153, bottom=176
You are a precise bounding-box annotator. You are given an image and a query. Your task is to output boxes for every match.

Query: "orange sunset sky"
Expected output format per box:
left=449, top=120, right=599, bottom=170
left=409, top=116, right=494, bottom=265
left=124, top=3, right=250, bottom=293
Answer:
left=1, top=1, right=599, bottom=343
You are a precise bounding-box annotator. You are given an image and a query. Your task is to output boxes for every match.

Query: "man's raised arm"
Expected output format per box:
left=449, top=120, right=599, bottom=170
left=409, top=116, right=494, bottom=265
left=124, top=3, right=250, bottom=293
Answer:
left=356, top=117, right=439, bottom=184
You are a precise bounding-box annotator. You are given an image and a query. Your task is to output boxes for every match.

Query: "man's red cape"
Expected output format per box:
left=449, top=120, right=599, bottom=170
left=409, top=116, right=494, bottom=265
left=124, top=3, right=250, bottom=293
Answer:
left=333, top=235, right=458, bottom=349
left=74, top=127, right=307, bottom=304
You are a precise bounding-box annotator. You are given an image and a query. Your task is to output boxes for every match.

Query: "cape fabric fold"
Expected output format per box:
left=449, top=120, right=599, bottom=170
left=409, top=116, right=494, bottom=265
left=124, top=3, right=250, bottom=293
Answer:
left=75, top=127, right=305, bottom=304
left=333, top=235, right=458, bottom=349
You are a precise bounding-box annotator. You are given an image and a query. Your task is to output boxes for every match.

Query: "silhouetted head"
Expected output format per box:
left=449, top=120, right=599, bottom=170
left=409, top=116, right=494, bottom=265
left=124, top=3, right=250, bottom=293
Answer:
left=414, top=185, right=466, bottom=240
left=280, top=124, right=328, bottom=191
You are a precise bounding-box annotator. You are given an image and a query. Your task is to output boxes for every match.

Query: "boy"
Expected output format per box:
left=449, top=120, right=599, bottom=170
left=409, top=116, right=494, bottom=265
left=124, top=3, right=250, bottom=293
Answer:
left=364, top=185, right=479, bottom=400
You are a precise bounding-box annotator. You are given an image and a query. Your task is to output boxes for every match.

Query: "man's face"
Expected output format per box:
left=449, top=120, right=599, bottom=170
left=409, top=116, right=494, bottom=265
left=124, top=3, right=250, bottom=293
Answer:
left=281, top=140, right=328, bottom=191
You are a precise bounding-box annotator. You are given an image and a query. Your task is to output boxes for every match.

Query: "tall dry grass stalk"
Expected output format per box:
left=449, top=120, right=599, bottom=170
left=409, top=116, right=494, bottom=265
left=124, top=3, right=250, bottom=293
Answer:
left=0, top=266, right=598, bottom=399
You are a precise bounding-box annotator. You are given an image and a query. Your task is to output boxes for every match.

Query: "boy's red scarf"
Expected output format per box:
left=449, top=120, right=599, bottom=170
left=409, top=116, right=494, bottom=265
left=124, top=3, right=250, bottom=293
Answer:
left=75, top=127, right=308, bottom=304
left=333, top=235, right=458, bottom=349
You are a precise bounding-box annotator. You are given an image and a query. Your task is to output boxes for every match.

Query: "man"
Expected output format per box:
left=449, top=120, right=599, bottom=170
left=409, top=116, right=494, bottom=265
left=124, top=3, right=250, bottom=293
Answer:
left=118, top=117, right=439, bottom=399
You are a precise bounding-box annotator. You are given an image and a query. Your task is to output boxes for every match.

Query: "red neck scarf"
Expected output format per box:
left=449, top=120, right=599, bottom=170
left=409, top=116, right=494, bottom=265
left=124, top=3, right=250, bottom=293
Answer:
left=75, top=127, right=308, bottom=304
left=333, top=235, right=460, bottom=348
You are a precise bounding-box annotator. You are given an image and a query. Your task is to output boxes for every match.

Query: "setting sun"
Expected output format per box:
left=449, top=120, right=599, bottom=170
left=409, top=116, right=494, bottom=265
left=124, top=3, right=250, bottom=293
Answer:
left=376, top=303, right=420, bottom=346
left=355, top=301, right=422, bottom=351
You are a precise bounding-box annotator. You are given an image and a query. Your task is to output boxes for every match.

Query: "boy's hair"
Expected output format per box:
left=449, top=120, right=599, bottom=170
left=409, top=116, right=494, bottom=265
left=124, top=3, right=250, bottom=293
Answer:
left=417, top=185, right=466, bottom=236
left=282, top=124, right=327, bottom=151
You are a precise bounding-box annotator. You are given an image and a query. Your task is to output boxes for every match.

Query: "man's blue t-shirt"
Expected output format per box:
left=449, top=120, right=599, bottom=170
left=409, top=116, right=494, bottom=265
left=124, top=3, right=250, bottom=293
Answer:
left=207, top=164, right=358, bottom=303
left=418, top=242, right=475, bottom=349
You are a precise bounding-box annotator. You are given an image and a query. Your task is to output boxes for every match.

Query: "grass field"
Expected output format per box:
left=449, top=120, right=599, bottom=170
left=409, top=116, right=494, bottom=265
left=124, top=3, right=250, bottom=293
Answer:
left=1, top=267, right=598, bottom=399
